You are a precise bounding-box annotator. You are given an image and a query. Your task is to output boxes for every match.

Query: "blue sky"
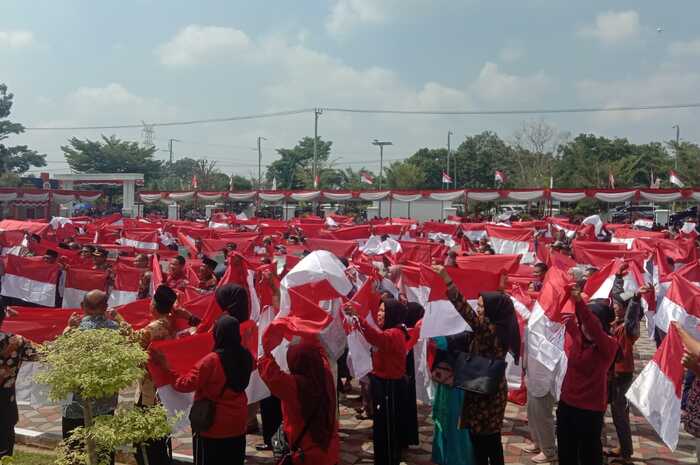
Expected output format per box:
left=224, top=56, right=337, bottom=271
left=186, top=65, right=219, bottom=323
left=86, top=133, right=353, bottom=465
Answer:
left=2, top=0, right=700, bottom=178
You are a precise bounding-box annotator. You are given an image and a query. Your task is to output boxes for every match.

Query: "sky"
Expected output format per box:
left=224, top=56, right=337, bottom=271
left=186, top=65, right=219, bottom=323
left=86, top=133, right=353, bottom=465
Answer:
left=2, top=0, right=700, bottom=179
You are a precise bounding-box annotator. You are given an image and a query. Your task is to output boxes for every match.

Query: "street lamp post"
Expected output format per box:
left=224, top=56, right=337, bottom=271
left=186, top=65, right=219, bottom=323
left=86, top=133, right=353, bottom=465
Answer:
left=372, top=139, right=392, bottom=217
left=447, top=130, right=453, bottom=189
left=257, top=136, right=267, bottom=189
left=672, top=125, right=680, bottom=170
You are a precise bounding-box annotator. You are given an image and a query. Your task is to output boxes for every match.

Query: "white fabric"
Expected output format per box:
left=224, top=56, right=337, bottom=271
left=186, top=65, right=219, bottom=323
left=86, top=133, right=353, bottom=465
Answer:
left=581, top=214, right=604, bottom=237
left=139, top=193, right=162, bottom=203
left=62, top=287, right=88, bottom=309
left=427, top=232, right=455, bottom=247
left=526, top=302, right=568, bottom=399
left=208, top=221, right=230, bottom=229
left=550, top=191, right=587, bottom=202
left=413, top=339, right=434, bottom=404
left=15, top=362, right=55, bottom=407
left=655, top=297, right=700, bottom=339
left=236, top=212, right=248, bottom=220
left=467, top=191, right=501, bottom=202
left=359, top=236, right=402, bottom=255
left=196, top=193, right=222, bottom=201
left=228, top=192, right=257, bottom=201
left=325, top=216, right=338, bottom=227
left=640, top=191, right=682, bottom=202
left=259, top=192, right=286, bottom=202
left=489, top=237, right=533, bottom=263
left=0, top=192, right=18, bottom=202
left=347, top=330, right=373, bottom=380
left=22, top=193, right=49, bottom=202
left=507, top=190, right=544, bottom=201
left=117, top=237, right=159, bottom=250
left=358, top=191, right=390, bottom=201
left=49, top=217, right=73, bottom=229
left=290, top=191, right=320, bottom=201
left=392, top=193, right=422, bottom=202
left=1, top=274, right=56, bottom=307
left=626, top=360, right=681, bottom=451
left=420, top=298, right=470, bottom=338
left=634, top=219, right=654, bottom=230
left=168, top=192, right=195, bottom=201
left=464, top=230, right=487, bottom=241
left=610, top=236, right=635, bottom=250
left=594, top=191, right=636, bottom=202
left=156, top=385, right=194, bottom=432
left=52, top=193, right=76, bottom=203
left=107, top=289, right=139, bottom=307
left=429, top=190, right=465, bottom=201
left=322, top=192, right=353, bottom=201
left=78, top=193, right=102, bottom=202
left=245, top=369, right=271, bottom=405
left=681, top=222, right=697, bottom=234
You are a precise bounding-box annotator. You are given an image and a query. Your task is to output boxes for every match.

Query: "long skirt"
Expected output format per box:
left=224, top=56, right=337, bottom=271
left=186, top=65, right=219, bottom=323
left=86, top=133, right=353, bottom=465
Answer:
left=400, top=351, right=420, bottom=447
left=193, top=434, right=245, bottom=465
left=370, top=375, right=406, bottom=465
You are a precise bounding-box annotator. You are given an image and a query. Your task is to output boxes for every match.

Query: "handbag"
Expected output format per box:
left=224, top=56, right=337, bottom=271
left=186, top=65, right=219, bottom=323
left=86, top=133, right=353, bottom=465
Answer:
left=453, top=352, right=507, bottom=396
left=189, top=384, right=227, bottom=434
left=274, top=403, right=321, bottom=465
left=430, top=350, right=455, bottom=387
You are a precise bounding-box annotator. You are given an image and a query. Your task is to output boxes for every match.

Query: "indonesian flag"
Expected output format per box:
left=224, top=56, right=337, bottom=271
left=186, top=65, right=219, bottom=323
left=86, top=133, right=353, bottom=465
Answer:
left=626, top=324, right=684, bottom=451
left=62, top=268, right=109, bottom=308
left=461, top=223, right=488, bottom=242
left=1, top=255, right=60, bottom=307
left=495, top=170, right=507, bottom=184
left=107, top=263, right=142, bottom=307
left=680, top=222, right=698, bottom=238
left=118, top=230, right=159, bottom=251
left=484, top=225, right=535, bottom=264
left=526, top=267, right=575, bottom=400
left=271, top=177, right=277, bottom=191
left=608, top=171, right=615, bottom=189
left=669, top=170, right=685, bottom=188
left=229, top=174, right=234, bottom=191
left=262, top=288, right=332, bottom=352
left=192, top=175, right=198, bottom=189
left=360, top=172, right=374, bottom=185
left=314, top=174, right=320, bottom=189
left=507, top=286, right=532, bottom=405
left=344, top=277, right=380, bottom=380
left=633, top=218, right=654, bottom=230
left=611, top=228, right=667, bottom=250
left=441, top=172, right=452, bottom=184
left=654, top=274, right=700, bottom=339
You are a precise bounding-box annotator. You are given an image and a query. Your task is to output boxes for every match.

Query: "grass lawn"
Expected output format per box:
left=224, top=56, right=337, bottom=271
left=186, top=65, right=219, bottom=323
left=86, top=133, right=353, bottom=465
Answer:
left=5, top=449, right=56, bottom=465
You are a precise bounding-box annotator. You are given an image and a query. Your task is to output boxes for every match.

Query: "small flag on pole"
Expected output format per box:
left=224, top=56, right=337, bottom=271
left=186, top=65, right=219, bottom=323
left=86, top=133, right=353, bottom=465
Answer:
left=441, top=172, right=453, bottom=184
left=229, top=174, right=234, bottom=191
left=360, top=172, right=374, bottom=185
left=495, top=170, right=507, bottom=184
left=191, top=175, right=198, bottom=190
left=313, top=174, right=320, bottom=189
left=271, top=177, right=277, bottom=191
left=669, top=170, right=685, bottom=188
left=608, top=171, right=615, bottom=189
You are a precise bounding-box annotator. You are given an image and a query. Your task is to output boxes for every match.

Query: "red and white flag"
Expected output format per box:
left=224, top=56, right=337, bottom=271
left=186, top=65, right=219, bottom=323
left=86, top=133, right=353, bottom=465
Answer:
left=313, top=174, right=320, bottom=189
left=608, top=171, right=615, bottom=189
left=441, top=172, right=452, bottom=184
left=62, top=268, right=109, bottom=308
left=118, top=230, right=159, bottom=251
left=360, top=172, right=374, bottom=185
left=626, top=323, right=684, bottom=451
left=484, top=225, right=535, bottom=264
left=653, top=274, right=700, bottom=339
left=1, top=255, right=60, bottom=307
left=192, top=175, right=198, bottom=189
left=107, top=263, right=142, bottom=307
left=495, top=170, right=507, bottom=184
left=669, top=170, right=685, bottom=188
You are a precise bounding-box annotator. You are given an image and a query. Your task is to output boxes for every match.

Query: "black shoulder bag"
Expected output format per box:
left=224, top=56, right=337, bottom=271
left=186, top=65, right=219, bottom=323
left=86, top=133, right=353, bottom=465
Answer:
left=189, top=384, right=227, bottom=434
left=273, top=404, right=321, bottom=465
left=453, top=352, right=507, bottom=396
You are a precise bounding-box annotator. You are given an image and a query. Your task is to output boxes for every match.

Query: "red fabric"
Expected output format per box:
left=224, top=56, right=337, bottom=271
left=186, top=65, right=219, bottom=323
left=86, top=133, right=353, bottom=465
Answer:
left=4, top=254, right=60, bottom=283
left=112, top=262, right=142, bottom=293
left=455, top=254, right=521, bottom=275
left=560, top=300, right=619, bottom=412
left=262, top=289, right=331, bottom=352
left=359, top=321, right=406, bottom=380
left=64, top=267, right=108, bottom=292
left=346, top=277, right=381, bottom=322
left=653, top=324, right=685, bottom=397
left=258, top=354, right=340, bottom=465
left=574, top=248, right=647, bottom=268
left=1, top=308, right=74, bottom=342
left=303, top=238, right=358, bottom=258
left=612, top=318, right=638, bottom=374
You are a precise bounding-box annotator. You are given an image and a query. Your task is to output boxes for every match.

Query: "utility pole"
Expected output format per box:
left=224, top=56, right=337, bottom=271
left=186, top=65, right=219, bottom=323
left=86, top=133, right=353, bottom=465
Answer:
left=673, top=124, right=680, bottom=170
left=168, top=138, right=180, bottom=164
left=313, top=108, right=323, bottom=188
left=447, top=130, right=453, bottom=188
left=372, top=139, right=392, bottom=217
left=257, top=136, right=267, bottom=189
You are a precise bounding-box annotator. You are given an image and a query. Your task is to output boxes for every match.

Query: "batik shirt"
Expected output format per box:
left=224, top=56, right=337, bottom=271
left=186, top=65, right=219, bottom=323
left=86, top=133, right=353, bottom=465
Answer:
left=0, top=334, right=39, bottom=392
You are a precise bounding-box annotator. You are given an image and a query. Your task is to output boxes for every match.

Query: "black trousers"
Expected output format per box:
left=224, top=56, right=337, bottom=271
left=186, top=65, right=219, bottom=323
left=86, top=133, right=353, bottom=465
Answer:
left=556, top=401, right=604, bottom=465
left=469, top=432, right=504, bottom=465
left=135, top=437, right=172, bottom=465
left=260, top=395, right=282, bottom=447
left=0, top=402, right=16, bottom=458
left=193, top=434, right=245, bottom=465
left=370, top=375, right=404, bottom=465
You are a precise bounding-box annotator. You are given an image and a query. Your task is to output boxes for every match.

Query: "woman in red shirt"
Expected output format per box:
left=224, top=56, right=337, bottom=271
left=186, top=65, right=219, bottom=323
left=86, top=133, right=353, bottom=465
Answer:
left=557, top=287, right=618, bottom=465
left=258, top=341, right=339, bottom=464
left=170, top=315, right=253, bottom=465
left=346, top=298, right=408, bottom=465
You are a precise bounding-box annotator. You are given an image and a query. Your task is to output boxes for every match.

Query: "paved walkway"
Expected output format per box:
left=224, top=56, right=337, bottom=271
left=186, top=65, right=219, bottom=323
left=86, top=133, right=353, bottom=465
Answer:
left=16, top=324, right=699, bottom=464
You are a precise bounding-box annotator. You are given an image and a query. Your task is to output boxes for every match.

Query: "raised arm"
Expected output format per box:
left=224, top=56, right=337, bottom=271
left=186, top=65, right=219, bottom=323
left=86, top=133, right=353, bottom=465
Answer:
left=258, top=353, right=298, bottom=402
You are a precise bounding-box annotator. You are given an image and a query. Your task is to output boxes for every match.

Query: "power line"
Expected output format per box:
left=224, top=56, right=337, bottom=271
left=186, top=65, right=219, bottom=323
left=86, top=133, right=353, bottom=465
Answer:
left=20, top=102, right=700, bottom=131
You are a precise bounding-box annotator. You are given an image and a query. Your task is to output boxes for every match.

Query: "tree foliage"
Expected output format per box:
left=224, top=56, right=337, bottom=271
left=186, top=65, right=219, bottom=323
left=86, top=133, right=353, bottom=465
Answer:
left=384, top=161, right=426, bottom=189
left=62, top=136, right=162, bottom=182
left=266, top=137, right=332, bottom=189
left=0, top=83, right=46, bottom=174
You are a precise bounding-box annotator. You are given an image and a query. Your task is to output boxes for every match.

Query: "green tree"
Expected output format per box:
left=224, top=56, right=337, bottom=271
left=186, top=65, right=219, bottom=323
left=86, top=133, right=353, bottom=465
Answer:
left=510, top=120, right=566, bottom=188
left=404, top=148, right=448, bottom=189
left=384, top=161, right=426, bottom=189
left=612, top=142, right=671, bottom=187
left=229, top=174, right=253, bottom=191
left=0, top=84, right=46, bottom=174
left=452, top=131, right=514, bottom=188
left=266, top=137, right=332, bottom=189
left=670, top=140, right=700, bottom=187
left=338, top=167, right=377, bottom=190
left=62, top=136, right=162, bottom=183
left=36, top=329, right=171, bottom=465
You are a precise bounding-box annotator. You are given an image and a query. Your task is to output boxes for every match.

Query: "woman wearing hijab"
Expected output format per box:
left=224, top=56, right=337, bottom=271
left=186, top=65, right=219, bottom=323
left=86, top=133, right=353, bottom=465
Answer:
left=258, top=341, right=339, bottom=464
left=434, top=266, right=520, bottom=465
left=345, top=298, right=408, bottom=465
left=401, top=302, right=424, bottom=448
left=557, top=288, right=617, bottom=465
left=167, top=315, right=254, bottom=465
left=215, top=284, right=249, bottom=322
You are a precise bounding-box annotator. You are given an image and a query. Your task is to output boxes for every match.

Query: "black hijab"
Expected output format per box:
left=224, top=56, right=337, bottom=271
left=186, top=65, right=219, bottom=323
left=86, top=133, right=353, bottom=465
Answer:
left=404, top=302, right=425, bottom=328
left=480, top=292, right=521, bottom=363
left=215, top=284, right=249, bottom=322
left=213, top=315, right=253, bottom=392
left=382, top=299, right=409, bottom=339
left=587, top=302, right=614, bottom=336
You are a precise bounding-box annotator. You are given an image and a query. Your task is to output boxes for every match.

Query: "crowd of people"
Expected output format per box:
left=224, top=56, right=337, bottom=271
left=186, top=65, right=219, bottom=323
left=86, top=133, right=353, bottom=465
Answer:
left=0, top=209, right=700, bottom=465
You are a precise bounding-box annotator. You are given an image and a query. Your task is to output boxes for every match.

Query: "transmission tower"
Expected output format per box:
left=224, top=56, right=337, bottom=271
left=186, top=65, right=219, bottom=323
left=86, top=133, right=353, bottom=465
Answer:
left=141, top=121, right=155, bottom=147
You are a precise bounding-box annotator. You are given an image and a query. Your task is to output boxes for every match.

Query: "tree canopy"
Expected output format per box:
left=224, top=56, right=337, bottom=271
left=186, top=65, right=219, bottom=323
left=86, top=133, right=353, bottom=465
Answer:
left=0, top=83, right=46, bottom=175
left=266, top=137, right=332, bottom=189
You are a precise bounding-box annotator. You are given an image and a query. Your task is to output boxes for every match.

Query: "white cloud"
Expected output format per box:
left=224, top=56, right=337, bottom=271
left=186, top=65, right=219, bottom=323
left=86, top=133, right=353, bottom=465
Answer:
left=470, top=62, right=554, bottom=106
left=326, top=0, right=386, bottom=35
left=669, top=38, right=700, bottom=57
left=156, top=25, right=251, bottom=66
left=499, top=45, right=525, bottom=63
left=578, top=10, right=640, bottom=45
left=0, top=30, right=34, bottom=49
